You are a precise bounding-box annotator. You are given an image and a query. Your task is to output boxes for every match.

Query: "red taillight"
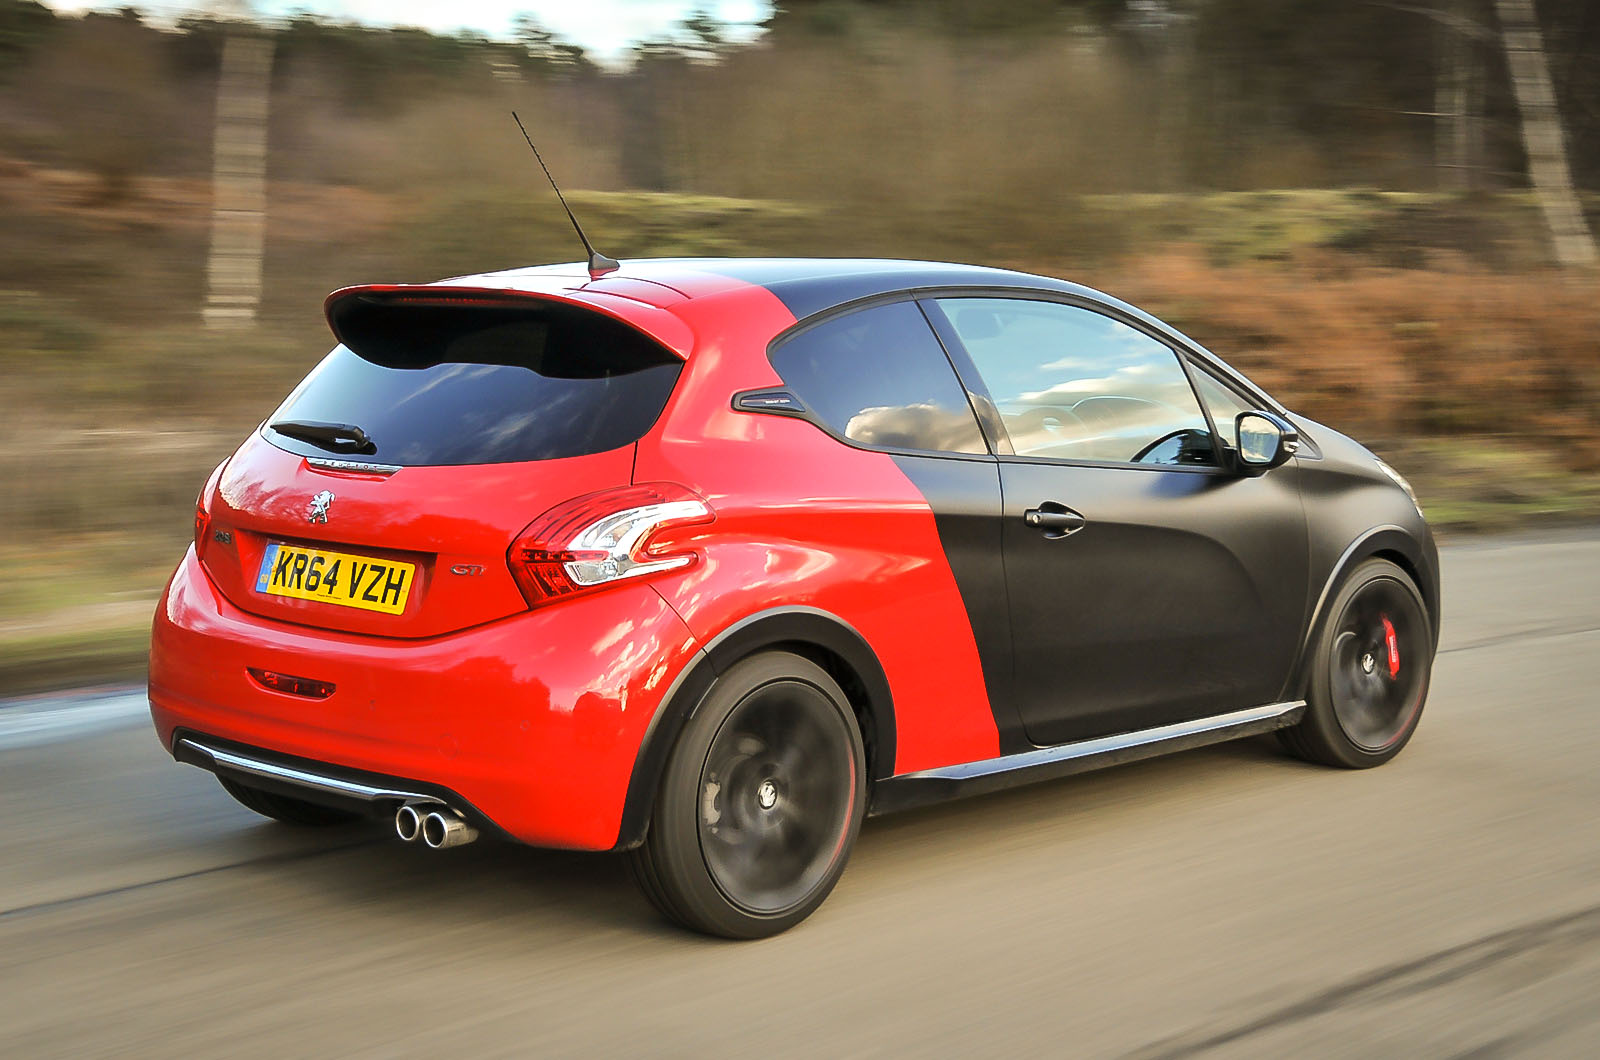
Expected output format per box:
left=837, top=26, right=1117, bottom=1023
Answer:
left=247, top=667, right=336, bottom=699
left=194, top=460, right=226, bottom=560
left=507, top=483, right=713, bottom=608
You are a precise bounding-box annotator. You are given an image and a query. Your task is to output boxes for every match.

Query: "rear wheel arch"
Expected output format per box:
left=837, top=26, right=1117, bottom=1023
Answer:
left=613, top=606, right=895, bottom=850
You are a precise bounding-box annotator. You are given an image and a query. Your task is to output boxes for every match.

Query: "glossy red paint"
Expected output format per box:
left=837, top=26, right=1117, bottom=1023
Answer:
left=201, top=433, right=636, bottom=639
left=151, top=260, right=1003, bottom=853
left=151, top=545, right=699, bottom=849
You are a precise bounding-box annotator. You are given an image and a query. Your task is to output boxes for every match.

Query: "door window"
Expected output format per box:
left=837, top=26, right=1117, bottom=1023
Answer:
left=934, top=298, right=1215, bottom=466
left=771, top=300, right=988, bottom=455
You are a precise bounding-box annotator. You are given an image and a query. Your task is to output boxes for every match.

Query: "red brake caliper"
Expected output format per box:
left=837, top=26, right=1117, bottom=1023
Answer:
left=1381, top=615, right=1400, bottom=678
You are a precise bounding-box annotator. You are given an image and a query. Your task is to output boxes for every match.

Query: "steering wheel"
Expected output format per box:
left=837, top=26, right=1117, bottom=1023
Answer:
left=1131, top=428, right=1212, bottom=464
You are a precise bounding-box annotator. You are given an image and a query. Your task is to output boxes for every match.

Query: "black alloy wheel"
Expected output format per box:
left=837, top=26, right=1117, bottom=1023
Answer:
left=1280, top=558, right=1433, bottom=768
left=627, top=652, right=867, bottom=938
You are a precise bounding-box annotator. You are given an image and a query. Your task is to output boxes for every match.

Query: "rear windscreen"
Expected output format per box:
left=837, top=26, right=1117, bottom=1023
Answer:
left=264, top=301, right=683, bottom=466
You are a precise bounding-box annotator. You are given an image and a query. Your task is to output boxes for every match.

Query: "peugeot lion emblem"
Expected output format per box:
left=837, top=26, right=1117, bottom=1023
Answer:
left=306, top=490, right=335, bottom=524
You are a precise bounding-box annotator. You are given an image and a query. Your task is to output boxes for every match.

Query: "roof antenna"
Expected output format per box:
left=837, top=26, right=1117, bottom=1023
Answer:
left=512, top=111, right=619, bottom=280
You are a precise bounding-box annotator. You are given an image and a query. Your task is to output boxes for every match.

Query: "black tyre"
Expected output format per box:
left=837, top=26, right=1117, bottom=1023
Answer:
left=1280, top=558, right=1433, bottom=768
left=627, top=652, right=867, bottom=938
left=217, top=776, right=364, bottom=826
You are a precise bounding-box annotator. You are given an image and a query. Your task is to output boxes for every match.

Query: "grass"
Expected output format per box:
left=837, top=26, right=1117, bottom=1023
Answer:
left=0, top=626, right=153, bottom=698
left=0, top=535, right=181, bottom=696
left=1387, top=439, right=1600, bottom=531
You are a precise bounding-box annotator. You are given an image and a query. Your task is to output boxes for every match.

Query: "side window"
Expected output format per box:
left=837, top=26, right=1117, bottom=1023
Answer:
left=771, top=300, right=988, bottom=455
left=935, top=297, right=1215, bottom=466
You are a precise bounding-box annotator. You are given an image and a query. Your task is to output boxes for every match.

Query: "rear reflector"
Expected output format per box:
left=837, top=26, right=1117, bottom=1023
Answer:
left=194, top=498, right=210, bottom=559
left=248, top=668, right=336, bottom=699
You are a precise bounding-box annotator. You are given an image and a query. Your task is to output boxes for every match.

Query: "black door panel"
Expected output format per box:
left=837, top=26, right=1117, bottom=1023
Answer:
left=1000, top=461, right=1308, bottom=746
left=926, top=294, right=1312, bottom=745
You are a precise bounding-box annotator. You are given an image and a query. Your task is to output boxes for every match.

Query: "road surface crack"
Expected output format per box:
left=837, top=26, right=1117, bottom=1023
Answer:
left=1439, top=623, right=1600, bottom=655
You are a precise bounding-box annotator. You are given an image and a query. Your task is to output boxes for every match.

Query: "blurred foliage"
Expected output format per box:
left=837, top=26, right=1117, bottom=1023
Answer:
left=402, top=191, right=821, bottom=272
left=0, top=0, right=57, bottom=76
left=2, top=1, right=1597, bottom=193
left=767, top=0, right=1600, bottom=189
left=1109, top=249, right=1600, bottom=472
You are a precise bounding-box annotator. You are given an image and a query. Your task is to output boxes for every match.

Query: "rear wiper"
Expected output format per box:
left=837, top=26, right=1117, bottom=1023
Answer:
left=269, top=419, right=376, bottom=455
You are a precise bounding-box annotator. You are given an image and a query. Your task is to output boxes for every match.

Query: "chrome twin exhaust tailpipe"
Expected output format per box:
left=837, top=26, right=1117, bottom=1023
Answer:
left=394, top=803, right=424, bottom=843
left=422, top=807, right=478, bottom=849
left=394, top=802, right=478, bottom=849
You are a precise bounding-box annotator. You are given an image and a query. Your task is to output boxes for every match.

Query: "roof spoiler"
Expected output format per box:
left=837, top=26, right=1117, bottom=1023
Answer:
left=323, top=284, right=694, bottom=358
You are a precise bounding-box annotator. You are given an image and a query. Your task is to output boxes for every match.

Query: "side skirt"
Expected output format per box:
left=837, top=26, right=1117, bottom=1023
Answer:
left=869, top=700, right=1306, bottom=815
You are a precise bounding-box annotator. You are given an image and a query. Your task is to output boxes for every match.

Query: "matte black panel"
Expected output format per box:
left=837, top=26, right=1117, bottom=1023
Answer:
left=998, top=460, right=1310, bottom=746
left=1278, top=415, right=1442, bottom=684
left=676, top=258, right=1091, bottom=322
left=889, top=454, right=1028, bottom=754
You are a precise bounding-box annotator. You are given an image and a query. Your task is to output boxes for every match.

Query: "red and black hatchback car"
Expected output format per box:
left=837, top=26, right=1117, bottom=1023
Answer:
left=151, top=258, right=1439, bottom=937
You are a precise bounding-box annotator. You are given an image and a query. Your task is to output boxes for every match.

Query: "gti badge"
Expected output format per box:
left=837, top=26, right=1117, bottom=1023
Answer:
left=307, top=490, right=335, bottom=524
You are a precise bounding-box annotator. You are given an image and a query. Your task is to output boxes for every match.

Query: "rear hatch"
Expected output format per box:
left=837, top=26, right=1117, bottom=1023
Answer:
left=198, top=288, right=686, bottom=638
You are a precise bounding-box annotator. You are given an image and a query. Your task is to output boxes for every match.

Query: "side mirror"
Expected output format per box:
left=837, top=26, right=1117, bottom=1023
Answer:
left=1234, top=411, right=1299, bottom=475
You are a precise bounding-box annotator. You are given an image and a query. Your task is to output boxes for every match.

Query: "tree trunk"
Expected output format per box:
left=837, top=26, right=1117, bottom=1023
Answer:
left=1493, top=0, right=1596, bottom=266
left=204, top=31, right=274, bottom=327
left=1435, top=2, right=1472, bottom=189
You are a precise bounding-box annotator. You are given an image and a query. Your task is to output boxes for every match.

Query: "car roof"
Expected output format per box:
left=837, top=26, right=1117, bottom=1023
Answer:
left=445, top=257, right=1128, bottom=320
left=360, top=257, right=1229, bottom=378
left=327, top=257, right=1289, bottom=418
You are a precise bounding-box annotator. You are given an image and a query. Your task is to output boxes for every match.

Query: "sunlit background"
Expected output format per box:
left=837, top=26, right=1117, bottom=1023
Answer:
left=0, top=0, right=1596, bottom=689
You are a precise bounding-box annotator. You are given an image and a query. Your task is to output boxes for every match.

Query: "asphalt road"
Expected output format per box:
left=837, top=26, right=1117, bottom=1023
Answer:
left=3, top=531, right=1599, bottom=1058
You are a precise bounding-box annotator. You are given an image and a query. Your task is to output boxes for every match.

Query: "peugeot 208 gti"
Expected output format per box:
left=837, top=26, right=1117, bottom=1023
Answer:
left=150, top=258, right=1439, bottom=937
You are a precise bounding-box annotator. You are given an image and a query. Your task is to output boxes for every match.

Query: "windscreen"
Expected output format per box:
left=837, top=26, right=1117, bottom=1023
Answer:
left=265, top=300, right=683, bottom=466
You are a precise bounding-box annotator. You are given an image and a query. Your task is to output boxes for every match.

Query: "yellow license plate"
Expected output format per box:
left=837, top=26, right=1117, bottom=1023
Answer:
left=255, top=543, right=415, bottom=615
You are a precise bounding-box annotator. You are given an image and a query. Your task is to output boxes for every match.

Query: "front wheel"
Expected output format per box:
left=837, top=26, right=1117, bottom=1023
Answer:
left=1280, top=558, right=1433, bottom=768
left=627, top=652, right=867, bottom=938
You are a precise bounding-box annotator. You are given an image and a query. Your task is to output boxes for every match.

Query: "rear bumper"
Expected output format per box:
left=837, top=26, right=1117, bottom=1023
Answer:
left=174, top=732, right=460, bottom=809
left=149, top=546, right=699, bottom=850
